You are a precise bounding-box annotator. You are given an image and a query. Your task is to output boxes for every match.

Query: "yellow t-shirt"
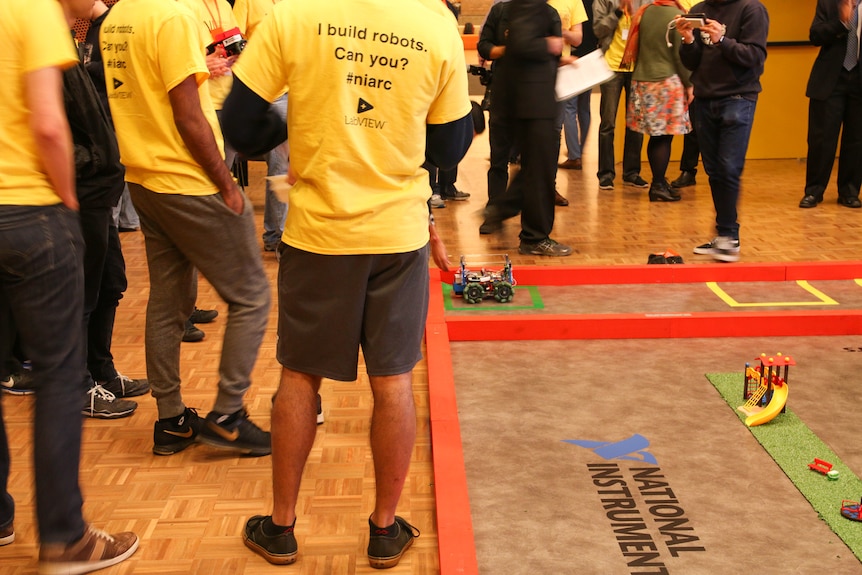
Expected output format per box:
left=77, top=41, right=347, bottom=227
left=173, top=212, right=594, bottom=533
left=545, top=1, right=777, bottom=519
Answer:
left=547, top=0, right=589, bottom=52
left=233, top=0, right=282, bottom=38
left=177, top=0, right=239, bottom=110
left=101, top=0, right=223, bottom=196
left=0, top=0, right=78, bottom=206
left=604, top=13, right=633, bottom=71
left=232, top=0, right=471, bottom=255
left=679, top=0, right=699, bottom=11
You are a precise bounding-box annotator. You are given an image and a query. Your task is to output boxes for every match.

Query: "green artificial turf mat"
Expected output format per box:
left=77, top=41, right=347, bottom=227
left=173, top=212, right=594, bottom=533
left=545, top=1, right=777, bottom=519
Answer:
left=708, top=372, right=862, bottom=561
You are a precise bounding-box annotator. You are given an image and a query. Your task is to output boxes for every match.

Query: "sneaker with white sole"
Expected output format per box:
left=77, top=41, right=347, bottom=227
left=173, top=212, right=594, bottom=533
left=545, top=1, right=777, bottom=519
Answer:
left=428, top=194, right=445, bottom=209
left=39, top=524, right=138, bottom=575
left=97, top=374, right=149, bottom=398
left=1, top=371, right=34, bottom=395
left=82, top=385, right=137, bottom=419
left=519, top=238, right=573, bottom=257
left=693, top=236, right=740, bottom=262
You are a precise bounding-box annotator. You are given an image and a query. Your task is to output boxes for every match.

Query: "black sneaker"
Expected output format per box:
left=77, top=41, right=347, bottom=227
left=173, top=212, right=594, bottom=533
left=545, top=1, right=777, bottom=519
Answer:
left=367, top=516, right=420, bottom=569
left=243, top=515, right=298, bottom=565
left=519, top=238, right=573, bottom=257
left=83, top=385, right=137, bottom=419
left=441, top=187, right=470, bottom=201
left=183, top=319, right=205, bottom=343
left=693, top=236, right=740, bottom=259
left=199, top=408, right=271, bottom=456
left=598, top=177, right=614, bottom=190
left=623, top=175, right=649, bottom=188
left=190, top=307, right=218, bottom=324
left=1, top=371, right=34, bottom=395
left=98, top=373, right=150, bottom=398
left=153, top=407, right=203, bottom=455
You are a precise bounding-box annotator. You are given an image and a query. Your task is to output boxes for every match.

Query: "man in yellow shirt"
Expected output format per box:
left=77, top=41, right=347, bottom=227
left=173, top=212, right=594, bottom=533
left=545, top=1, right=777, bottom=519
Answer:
left=0, top=0, right=139, bottom=572
left=101, top=0, right=272, bottom=456
left=548, top=0, right=588, bottom=204
left=222, top=0, right=472, bottom=567
left=593, top=0, right=651, bottom=190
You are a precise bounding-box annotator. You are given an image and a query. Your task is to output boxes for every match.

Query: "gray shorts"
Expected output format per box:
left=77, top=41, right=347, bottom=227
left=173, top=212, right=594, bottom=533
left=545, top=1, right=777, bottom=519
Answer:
left=276, top=243, right=430, bottom=381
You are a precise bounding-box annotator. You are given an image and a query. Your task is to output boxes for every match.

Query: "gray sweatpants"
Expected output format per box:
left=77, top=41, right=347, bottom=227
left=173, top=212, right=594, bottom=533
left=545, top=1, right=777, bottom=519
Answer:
left=129, top=184, right=271, bottom=419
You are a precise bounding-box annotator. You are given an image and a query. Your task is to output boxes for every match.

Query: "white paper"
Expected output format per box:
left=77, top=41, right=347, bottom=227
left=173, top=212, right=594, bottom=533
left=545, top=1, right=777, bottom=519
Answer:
left=555, top=49, right=616, bottom=102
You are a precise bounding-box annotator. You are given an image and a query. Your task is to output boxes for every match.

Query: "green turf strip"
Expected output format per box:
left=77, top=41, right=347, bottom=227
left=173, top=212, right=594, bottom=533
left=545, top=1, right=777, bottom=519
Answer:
left=708, top=373, right=862, bottom=561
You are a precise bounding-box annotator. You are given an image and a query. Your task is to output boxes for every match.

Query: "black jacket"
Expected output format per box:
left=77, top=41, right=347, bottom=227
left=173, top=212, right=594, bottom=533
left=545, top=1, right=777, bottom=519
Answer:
left=63, top=49, right=125, bottom=209
left=680, top=0, right=769, bottom=100
left=806, top=0, right=862, bottom=100
left=492, top=0, right=561, bottom=120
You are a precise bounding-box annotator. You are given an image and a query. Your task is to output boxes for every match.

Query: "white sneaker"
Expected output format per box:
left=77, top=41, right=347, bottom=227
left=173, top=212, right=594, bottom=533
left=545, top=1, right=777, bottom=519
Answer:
left=428, top=194, right=446, bottom=209
left=693, top=236, right=740, bottom=261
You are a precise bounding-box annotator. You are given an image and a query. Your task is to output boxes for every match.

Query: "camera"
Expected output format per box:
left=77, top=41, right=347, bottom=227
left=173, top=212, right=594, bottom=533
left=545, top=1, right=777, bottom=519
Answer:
left=207, top=27, right=247, bottom=57
left=468, top=64, right=493, bottom=111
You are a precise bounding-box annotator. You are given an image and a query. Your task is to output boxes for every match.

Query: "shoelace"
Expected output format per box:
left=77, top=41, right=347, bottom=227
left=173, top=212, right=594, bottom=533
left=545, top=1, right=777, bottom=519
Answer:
left=116, top=374, right=135, bottom=394
left=88, top=525, right=118, bottom=544
left=87, top=385, right=117, bottom=412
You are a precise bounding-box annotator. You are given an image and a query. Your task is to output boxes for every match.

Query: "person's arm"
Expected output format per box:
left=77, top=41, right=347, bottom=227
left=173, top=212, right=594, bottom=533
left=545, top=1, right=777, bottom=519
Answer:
left=810, top=0, right=851, bottom=47
left=426, top=114, right=473, bottom=171
left=27, top=66, right=77, bottom=210
left=168, top=75, right=244, bottom=213
left=477, top=3, right=506, bottom=61
left=703, top=4, right=768, bottom=70
left=592, top=0, right=621, bottom=44
left=563, top=23, right=584, bottom=47
left=222, top=76, right=288, bottom=157
left=676, top=16, right=703, bottom=70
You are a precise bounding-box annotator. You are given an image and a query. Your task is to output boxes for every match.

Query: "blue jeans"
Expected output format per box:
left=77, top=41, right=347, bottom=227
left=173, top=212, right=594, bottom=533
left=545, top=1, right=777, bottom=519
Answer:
left=561, top=91, right=591, bottom=161
left=0, top=205, right=87, bottom=544
left=691, top=96, right=757, bottom=240
left=598, top=71, right=643, bottom=181
left=263, top=95, right=289, bottom=248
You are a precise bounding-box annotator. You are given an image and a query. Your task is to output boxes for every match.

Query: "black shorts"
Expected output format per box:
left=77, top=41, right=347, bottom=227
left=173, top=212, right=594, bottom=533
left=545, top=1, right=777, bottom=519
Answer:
left=276, top=244, right=430, bottom=381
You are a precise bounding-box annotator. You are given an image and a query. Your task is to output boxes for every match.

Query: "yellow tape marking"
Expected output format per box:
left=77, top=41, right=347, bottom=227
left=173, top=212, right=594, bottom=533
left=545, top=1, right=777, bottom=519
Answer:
left=707, top=280, right=839, bottom=308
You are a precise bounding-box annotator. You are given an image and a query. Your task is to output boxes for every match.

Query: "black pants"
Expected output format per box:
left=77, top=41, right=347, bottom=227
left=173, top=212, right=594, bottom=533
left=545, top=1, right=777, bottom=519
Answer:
left=79, top=207, right=127, bottom=383
left=488, top=117, right=557, bottom=244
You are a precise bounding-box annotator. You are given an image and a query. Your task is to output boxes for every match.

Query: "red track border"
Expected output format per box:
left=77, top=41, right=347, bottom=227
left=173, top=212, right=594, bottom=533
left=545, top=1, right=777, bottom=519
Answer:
left=426, top=262, right=862, bottom=575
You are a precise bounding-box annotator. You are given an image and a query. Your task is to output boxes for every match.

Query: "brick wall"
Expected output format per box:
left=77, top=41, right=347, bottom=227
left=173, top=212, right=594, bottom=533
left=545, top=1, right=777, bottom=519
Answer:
left=459, top=0, right=494, bottom=28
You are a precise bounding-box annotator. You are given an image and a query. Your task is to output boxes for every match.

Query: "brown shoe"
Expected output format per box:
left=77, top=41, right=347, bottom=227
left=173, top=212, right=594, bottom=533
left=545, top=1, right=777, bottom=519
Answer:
left=554, top=191, right=569, bottom=206
left=39, top=525, right=138, bottom=574
left=558, top=158, right=582, bottom=170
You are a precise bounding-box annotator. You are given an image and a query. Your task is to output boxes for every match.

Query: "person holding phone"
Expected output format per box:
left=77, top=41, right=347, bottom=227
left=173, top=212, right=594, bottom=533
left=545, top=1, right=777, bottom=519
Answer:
left=675, top=0, right=769, bottom=262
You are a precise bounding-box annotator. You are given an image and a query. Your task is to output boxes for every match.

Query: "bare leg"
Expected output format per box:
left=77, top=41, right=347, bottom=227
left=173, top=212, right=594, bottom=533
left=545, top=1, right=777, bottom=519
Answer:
left=368, top=372, right=416, bottom=528
left=271, top=367, right=320, bottom=527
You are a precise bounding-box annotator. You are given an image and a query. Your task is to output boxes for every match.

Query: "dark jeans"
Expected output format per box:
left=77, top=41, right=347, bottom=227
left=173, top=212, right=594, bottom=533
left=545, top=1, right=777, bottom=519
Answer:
left=691, top=96, right=757, bottom=241
left=0, top=205, right=87, bottom=544
left=805, top=66, right=862, bottom=200
left=80, top=207, right=127, bottom=383
left=598, top=71, right=644, bottom=181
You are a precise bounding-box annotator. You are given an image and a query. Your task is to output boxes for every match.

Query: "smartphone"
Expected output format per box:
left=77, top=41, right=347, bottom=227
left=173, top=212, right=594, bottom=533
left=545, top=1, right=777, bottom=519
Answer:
left=681, top=13, right=707, bottom=27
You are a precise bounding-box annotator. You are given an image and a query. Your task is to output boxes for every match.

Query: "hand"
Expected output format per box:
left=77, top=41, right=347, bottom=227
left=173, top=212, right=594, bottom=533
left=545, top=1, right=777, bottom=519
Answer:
left=286, top=164, right=297, bottom=185
left=674, top=15, right=696, bottom=44
left=206, top=52, right=231, bottom=78
left=685, top=86, right=694, bottom=107
left=546, top=36, right=563, bottom=56
left=429, top=224, right=451, bottom=271
left=840, top=0, right=856, bottom=25
left=221, top=183, right=245, bottom=214
left=700, top=19, right=724, bottom=44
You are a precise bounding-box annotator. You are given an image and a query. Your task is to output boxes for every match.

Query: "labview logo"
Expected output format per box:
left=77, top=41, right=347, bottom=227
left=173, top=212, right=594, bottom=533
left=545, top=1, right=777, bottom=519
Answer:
left=563, top=434, right=658, bottom=465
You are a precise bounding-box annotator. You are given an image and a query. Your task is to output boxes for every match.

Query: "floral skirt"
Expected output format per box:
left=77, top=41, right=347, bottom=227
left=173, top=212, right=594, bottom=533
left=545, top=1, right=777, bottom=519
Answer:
left=627, top=75, right=691, bottom=137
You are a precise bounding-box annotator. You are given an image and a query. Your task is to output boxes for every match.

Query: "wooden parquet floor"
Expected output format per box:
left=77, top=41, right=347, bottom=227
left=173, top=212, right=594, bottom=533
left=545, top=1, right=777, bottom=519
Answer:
left=2, top=95, right=858, bottom=574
